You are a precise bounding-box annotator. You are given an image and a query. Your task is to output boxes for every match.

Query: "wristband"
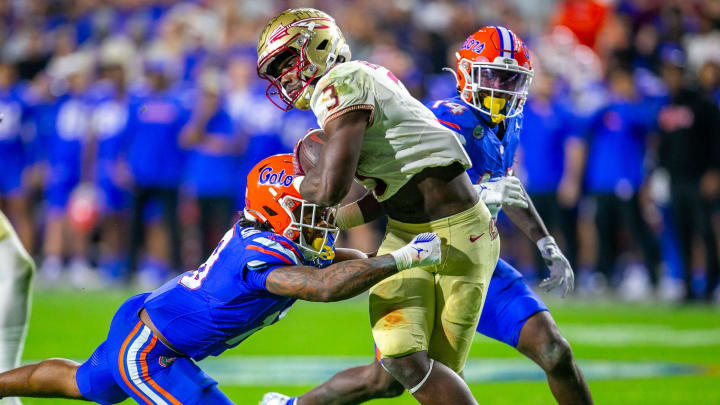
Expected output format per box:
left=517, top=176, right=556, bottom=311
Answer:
left=335, top=202, right=365, bottom=230
left=389, top=247, right=412, bottom=271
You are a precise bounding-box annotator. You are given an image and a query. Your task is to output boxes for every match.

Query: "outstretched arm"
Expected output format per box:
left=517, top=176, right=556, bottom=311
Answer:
left=265, top=255, right=398, bottom=302
left=265, top=233, right=441, bottom=302
left=299, top=110, right=371, bottom=206
left=502, top=185, right=550, bottom=243
left=503, top=182, right=574, bottom=297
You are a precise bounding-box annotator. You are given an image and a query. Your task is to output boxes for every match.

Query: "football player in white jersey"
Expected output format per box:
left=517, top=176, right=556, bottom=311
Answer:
left=258, top=8, right=500, bottom=405
left=0, top=211, right=34, bottom=405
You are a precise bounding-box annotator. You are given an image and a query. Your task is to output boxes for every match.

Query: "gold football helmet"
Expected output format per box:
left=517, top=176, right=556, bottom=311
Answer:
left=257, top=8, right=351, bottom=111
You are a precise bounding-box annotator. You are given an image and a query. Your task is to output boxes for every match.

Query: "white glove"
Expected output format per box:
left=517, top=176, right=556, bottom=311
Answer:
left=390, top=232, right=442, bottom=271
left=474, top=176, right=528, bottom=218
left=260, top=392, right=292, bottom=405
left=537, top=236, right=575, bottom=297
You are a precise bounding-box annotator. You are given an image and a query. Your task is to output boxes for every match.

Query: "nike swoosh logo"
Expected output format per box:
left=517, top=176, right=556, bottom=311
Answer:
left=469, top=233, right=485, bottom=243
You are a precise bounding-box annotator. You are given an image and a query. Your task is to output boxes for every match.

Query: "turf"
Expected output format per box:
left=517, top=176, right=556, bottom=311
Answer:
left=15, top=289, right=720, bottom=404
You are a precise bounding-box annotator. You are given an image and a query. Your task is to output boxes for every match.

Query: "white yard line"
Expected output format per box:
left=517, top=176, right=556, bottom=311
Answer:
left=191, top=357, right=705, bottom=386
left=555, top=325, right=720, bottom=347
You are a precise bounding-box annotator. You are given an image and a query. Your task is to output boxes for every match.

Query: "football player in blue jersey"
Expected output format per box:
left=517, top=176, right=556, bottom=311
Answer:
left=90, top=61, right=133, bottom=283
left=0, top=154, right=442, bottom=405
left=263, top=27, right=592, bottom=405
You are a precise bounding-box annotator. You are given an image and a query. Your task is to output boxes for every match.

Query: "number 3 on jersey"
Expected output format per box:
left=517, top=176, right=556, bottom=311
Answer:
left=180, top=228, right=234, bottom=289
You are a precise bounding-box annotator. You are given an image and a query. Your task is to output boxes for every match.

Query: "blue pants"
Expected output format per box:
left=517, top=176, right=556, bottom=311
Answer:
left=75, top=293, right=232, bottom=404
left=476, top=258, right=549, bottom=347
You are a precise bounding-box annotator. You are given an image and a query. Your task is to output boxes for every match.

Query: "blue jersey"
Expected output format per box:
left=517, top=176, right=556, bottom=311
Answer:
left=520, top=98, right=583, bottom=194
left=126, top=90, right=189, bottom=188
left=584, top=99, right=654, bottom=193
left=48, top=93, right=93, bottom=169
left=90, top=86, right=130, bottom=182
left=91, top=86, right=129, bottom=162
left=143, top=223, right=309, bottom=361
left=0, top=86, right=25, bottom=145
left=428, top=96, right=522, bottom=183
left=184, top=108, right=239, bottom=197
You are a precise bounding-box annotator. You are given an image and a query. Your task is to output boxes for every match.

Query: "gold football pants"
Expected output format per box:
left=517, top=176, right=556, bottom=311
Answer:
left=370, top=201, right=500, bottom=373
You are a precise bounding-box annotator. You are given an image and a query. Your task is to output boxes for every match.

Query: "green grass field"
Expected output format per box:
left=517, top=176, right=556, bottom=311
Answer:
left=16, top=289, right=720, bottom=404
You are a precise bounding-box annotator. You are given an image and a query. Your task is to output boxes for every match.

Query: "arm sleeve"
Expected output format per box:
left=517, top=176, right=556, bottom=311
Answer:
left=242, top=257, right=287, bottom=292
left=311, top=63, right=376, bottom=129
left=241, top=234, right=304, bottom=292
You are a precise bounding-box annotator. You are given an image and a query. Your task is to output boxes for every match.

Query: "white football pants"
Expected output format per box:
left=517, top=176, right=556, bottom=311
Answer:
left=0, top=211, right=34, bottom=405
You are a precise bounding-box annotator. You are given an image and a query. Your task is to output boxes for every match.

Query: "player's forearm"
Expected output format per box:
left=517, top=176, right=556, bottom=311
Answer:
left=335, top=193, right=384, bottom=229
left=503, top=190, right=550, bottom=243
left=299, top=168, right=352, bottom=206
left=300, top=110, right=369, bottom=206
left=561, top=138, right=586, bottom=185
left=266, top=256, right=398, bottom=302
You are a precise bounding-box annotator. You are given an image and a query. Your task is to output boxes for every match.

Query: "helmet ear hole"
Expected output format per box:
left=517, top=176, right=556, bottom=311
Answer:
left=316, top=39, right=329, bottom=50
left=263, top=206, right=279, bottom=217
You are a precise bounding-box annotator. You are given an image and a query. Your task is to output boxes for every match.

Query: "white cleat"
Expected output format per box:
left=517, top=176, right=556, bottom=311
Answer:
left=260, top=392, right=293, bottom=405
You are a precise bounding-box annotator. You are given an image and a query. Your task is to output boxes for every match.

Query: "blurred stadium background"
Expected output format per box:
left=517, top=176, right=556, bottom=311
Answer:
left=0, top=0, right=718, bottom=403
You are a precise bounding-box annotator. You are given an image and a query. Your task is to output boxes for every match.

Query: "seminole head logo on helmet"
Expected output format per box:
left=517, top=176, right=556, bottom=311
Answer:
left=257, top=8, right=351, bottom=111
left=244, top=154, right=339, bottom=261
left=447, top=26, right=534, bottom=124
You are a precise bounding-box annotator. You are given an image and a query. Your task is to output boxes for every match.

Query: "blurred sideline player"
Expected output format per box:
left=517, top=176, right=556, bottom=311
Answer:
left=263, top=27, right=592, bottom=405
left=90, top=49, right=134, bottom=283
left=0, top=61, right=33, bottom=254
left=0, top=154, right=441, bottom=404
left=39, top=54, right=95, bottom=286
left=0, top=210, right=34, bottom=405
left=258, top=9, right=500, bottom=404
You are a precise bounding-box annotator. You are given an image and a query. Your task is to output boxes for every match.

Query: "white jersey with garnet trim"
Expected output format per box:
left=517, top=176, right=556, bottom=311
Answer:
left=309, top=60, right=472, bottom=202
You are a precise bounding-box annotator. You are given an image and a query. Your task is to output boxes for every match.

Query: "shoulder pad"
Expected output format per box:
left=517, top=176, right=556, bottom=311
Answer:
left=244, top=231, right=303, bottom=268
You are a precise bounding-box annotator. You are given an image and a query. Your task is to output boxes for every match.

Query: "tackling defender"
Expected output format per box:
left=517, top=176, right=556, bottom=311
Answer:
left=0, top=211, right=34, bottom=405
left=0, top=154, right=442, bottom=404
left=258, top=8, right=500, bottom=404
left=263, top=27, right=592, bottom=405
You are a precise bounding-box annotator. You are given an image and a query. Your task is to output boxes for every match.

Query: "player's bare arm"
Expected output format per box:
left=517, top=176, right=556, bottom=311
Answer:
left=299, top=110, right=370, bottom=206
left=503, top=182, right=575, bottom=296
left=503, top=183, right=550, bottom=242
left=332, top=191, right=385, bottom=230
left=267, top=231, right=440, bottom=302
left=265, top=255, right=398, bottom=302
left=557, top=137, right=587, bottom=208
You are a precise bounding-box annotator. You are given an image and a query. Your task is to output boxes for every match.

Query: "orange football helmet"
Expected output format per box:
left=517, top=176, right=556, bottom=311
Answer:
left=450, top=26, right=533, bottom=123
left=244, top=154, right=338, bottom=259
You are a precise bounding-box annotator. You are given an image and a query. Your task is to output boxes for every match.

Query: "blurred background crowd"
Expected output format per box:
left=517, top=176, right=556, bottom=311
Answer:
left=0, top=0, right=718, bottom=303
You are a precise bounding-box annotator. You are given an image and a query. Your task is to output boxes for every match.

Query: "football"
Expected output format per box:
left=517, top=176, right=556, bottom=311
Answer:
left=295, top=129, right=368, bottom=204
left=295, top=128, right=327, bottom=173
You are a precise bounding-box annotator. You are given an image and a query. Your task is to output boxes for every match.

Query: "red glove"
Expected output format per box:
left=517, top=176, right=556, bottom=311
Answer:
left=292, top=138, right=305, bottom=176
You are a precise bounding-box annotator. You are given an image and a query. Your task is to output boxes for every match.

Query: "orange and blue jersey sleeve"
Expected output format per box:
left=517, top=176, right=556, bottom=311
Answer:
left=241, top=232, right=305, bottom=292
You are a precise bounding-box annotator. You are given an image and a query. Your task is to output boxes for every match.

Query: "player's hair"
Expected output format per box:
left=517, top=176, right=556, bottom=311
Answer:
left=236, top=215, right=275, bottom=233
